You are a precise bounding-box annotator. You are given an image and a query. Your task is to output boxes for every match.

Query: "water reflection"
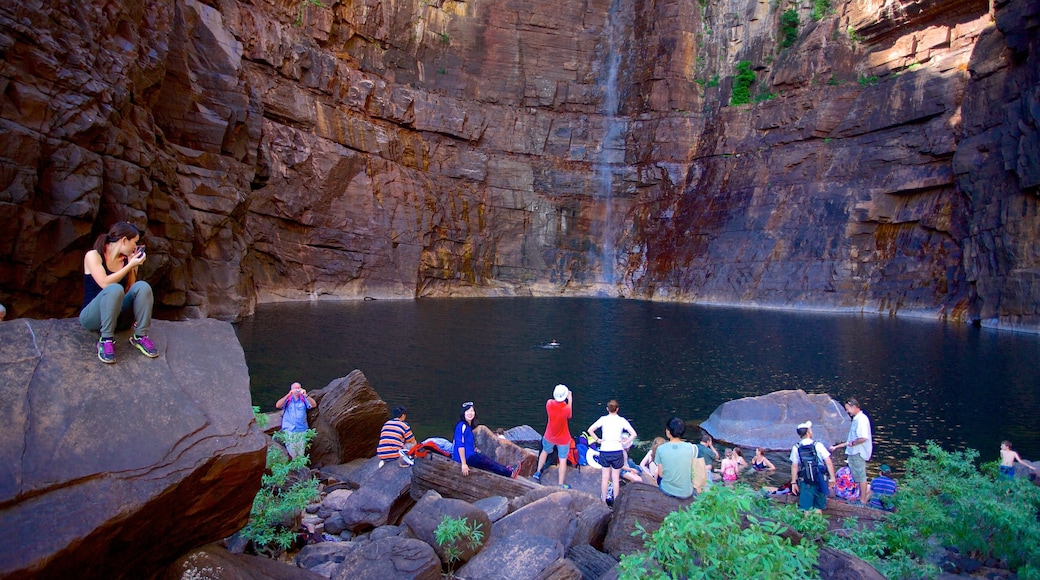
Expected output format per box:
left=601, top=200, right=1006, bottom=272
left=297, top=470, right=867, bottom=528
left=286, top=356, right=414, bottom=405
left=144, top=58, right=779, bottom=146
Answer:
left=235, top=298, right=1040, bottom=469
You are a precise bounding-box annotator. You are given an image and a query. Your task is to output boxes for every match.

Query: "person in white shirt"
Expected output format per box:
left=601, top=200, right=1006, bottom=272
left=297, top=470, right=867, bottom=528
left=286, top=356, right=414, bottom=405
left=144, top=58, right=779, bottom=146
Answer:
left=790, top=420, right=836, bottom=512
left=587, top=399, right=637, bottom=506
left=830, top=398, right=873, bottom=504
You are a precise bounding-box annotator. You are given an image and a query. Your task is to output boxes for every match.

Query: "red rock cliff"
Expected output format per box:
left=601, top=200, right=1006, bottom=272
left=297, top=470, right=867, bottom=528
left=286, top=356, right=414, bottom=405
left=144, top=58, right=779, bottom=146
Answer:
left=0, top=0, right=1036, bottom=330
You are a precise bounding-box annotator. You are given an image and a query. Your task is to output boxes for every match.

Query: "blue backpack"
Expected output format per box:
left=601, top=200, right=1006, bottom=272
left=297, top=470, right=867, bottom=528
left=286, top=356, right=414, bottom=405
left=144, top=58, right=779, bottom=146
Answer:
left=575, top=432, right=590, bottom=467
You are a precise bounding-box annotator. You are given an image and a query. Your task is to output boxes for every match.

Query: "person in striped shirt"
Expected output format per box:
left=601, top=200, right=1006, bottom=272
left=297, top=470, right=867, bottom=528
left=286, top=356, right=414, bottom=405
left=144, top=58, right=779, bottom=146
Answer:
left=377, top=406, right=417, bottom=466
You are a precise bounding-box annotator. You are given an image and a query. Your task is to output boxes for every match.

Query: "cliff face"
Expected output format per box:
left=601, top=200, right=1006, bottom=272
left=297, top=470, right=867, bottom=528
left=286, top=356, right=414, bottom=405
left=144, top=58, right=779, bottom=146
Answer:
left=0, top=0, right=1037, bottom=330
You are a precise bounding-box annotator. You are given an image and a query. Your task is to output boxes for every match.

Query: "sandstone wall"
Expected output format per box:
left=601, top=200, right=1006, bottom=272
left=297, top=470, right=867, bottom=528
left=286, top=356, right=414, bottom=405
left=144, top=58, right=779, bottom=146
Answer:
left=0, top=0, right=1036, bottom=329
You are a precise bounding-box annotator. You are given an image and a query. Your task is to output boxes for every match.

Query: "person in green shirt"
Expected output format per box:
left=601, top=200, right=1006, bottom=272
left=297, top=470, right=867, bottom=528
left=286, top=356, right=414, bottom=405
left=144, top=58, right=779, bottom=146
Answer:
left=655, top=417, right=697, bottom=499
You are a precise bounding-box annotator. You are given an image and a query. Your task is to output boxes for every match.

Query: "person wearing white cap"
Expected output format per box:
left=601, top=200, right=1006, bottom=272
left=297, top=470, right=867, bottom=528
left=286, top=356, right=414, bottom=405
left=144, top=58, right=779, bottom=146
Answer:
left=533, top=384, right=574, bottom=488
left=789, top=420, right=835, bottom=512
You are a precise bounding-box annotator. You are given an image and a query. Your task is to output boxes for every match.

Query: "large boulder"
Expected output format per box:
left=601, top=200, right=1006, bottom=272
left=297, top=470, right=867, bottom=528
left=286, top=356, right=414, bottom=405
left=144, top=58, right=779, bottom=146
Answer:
left=308, top=370, right=389, bottom=466
left=164, top=543, right=325, bottom=580
left=474, top=424, right=540, bottom=476
left=455, top=528, right=565, bottom=580
left=0, top=318, right=267, bottom=578
left=337, top=460, right=416, bottom=532
left=602, top=482, right=694, bottom=558
left=699, top=389, right=851, bottom=450
left=329, top=536, right=441, bottom=580
left=401, top=489, right=492, bottom=566
left=410, top=452, right=540, bottom=503
left=490, top=490, right=609, bottom=551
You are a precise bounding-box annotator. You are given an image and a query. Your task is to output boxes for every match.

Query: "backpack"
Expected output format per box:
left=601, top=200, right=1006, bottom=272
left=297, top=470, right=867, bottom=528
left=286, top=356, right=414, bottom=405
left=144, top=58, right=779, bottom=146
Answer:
left=690, top=444, right=707, bottom=493
left=797, top=442, right=823, bottom=484
left=566, top=437, right=579, bottom=466
left=575, top=432, right=590, bottom=467
left=834, top=466, right=860, bottom=501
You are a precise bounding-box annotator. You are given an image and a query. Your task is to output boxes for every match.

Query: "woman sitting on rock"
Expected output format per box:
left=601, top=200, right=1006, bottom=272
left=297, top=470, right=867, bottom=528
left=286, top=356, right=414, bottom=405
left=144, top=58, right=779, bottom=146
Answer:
left=79, top=221, right=158, bottom=363
left=453, top=402, right=521, bottom=478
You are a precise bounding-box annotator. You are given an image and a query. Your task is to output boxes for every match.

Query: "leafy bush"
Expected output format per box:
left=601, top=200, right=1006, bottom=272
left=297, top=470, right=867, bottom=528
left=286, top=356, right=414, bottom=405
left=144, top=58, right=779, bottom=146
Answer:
left=240, top=408, right=319, bottom=553
left=779, top=9, right=800, bottom=48
left=435, top=515, right=485, bottom=577
left=826, top=442, right=1040, bottom=579
left=857, top=74, right=879, bottom=87
left=810, top=0, right=830, bottom=21
left=730, top=61, right=756, bottom=106
left=617, top=485, right=820, bottom=579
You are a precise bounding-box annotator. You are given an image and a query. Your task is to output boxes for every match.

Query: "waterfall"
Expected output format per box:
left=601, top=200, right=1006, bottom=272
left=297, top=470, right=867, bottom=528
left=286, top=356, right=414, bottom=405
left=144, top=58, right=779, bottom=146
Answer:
left=595, top=0, right=629, bottom=286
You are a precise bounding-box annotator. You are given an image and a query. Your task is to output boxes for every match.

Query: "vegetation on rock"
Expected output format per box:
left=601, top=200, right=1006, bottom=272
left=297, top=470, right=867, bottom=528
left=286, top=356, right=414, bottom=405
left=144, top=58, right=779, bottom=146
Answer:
left=779, top=9, right=800, bottom=49
left=826, top=442, right=1040, bottom=579
left=435, top=515, right=485, bottom=578
left=620, top=442, right=1040, bottom=579
left=618, top=484, right=821, bottom=579
left=241, top=408, right=320, bottom=554
left=810, top=0, right=831, bottom=21
left=729, top=61, right=756, bottom=106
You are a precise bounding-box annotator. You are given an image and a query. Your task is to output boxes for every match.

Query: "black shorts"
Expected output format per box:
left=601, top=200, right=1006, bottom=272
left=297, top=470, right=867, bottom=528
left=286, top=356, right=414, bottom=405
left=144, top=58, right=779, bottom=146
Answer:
left=599, top=450, right=625, bottom=470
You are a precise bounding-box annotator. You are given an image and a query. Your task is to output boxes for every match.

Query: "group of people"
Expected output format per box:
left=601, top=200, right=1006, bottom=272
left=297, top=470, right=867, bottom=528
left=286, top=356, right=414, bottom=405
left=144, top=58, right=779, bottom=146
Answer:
left=788, top=398, right=903, bottom=512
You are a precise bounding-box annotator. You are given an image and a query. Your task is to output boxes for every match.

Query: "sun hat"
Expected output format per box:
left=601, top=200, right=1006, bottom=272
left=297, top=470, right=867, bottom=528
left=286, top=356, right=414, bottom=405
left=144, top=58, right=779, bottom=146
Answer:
left=879, top=464, right=892, bottom=473
left=797, top=420, right=812, bottom=430
left=553, top=384, right=569, bottom=402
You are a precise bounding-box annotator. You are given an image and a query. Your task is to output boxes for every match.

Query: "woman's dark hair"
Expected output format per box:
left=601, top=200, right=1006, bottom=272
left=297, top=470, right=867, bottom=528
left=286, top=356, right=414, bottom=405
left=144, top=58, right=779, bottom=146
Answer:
left=606, top=399, right=619, bottom=413
left=458, top=405, right=478, bottom=427
left=666, top=416, right=685, bottom=439
left=93, top=222, right=140, bottom=256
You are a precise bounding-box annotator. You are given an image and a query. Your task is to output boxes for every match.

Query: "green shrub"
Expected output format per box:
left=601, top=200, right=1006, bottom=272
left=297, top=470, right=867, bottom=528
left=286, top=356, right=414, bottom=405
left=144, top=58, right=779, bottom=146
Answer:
left=857, top=73, right=879, bottom=87
left=435, top=515, right=485, bottom=577
left=779, top=9, right=800, bottom=48
left=617, top=485, right=820, bottom=579
left=240, top=408, right=319, bottom=553
left=729, top=61, right=756, bottom=105
left=826, top=442, right=1040, bottom=579
left=810, top=0, right=830, bottom=21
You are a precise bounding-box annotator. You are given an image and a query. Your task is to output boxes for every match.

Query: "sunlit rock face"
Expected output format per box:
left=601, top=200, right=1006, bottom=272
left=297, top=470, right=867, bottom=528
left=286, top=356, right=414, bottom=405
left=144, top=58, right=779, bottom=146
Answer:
left=0, top=0, right=1036, bottom=329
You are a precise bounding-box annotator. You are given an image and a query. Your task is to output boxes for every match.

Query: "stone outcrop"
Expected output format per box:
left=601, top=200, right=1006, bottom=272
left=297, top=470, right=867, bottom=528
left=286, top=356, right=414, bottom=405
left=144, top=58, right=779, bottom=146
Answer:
left=1, top=0, right=1038, bottom=331
left=699, top=389, right=851, bottom=450
left=410, top=452, right=539, bottom=503
left=401, top=490, right=492, bottom=566
left=308, top=370, right=389, bottom=467
left=164, top=543, right=325, bottom=580
left=455, top=528, right=565, bottom=580
left=602, top=482, right=695, bottom=558
left=335, top=460, right=415, bottom=532
left=330, top=536, right=441, bottom=580
left=0, top=318, right=267, bottom=578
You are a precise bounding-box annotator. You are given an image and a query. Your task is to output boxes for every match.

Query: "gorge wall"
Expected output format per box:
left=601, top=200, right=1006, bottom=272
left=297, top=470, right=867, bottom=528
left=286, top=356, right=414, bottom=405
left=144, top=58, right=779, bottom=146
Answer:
left=0, top=0, right=1037, bottom=330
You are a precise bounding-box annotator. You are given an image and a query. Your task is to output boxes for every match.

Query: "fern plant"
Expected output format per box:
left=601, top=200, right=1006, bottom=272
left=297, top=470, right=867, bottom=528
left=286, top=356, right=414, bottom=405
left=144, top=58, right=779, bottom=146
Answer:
left=434, top=515, right=485, bottom=577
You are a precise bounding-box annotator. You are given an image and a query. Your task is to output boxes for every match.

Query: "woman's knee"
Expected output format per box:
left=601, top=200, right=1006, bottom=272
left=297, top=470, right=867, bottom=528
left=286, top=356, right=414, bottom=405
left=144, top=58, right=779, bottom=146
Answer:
left=130, top=281, right=153, bottom=298
left=99, top=284, right=126, bottom=299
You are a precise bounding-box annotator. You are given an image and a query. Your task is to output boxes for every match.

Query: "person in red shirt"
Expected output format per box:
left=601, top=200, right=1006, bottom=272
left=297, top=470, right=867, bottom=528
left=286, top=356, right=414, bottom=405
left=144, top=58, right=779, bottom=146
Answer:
left=533, top=384, right=573, bottom=488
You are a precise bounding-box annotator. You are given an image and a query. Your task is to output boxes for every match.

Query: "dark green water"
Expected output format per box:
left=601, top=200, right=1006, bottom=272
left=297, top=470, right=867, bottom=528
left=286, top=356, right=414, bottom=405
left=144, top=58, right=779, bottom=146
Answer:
left=235, top=297, right=1040, bottom=467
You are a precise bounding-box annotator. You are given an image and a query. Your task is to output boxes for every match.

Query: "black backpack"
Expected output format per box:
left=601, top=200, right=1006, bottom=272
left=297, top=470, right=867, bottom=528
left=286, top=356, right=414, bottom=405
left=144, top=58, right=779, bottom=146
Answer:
left=797, top=442, right=823, bottom=484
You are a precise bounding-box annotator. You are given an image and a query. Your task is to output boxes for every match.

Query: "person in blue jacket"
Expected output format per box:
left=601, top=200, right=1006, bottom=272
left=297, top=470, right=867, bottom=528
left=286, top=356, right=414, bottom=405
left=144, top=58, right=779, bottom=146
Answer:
left=453, top=402, right=520, bottom=478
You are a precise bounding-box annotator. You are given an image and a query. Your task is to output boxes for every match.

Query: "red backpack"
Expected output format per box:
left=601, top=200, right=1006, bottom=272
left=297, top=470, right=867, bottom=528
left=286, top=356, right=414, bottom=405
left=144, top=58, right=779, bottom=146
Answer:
left=566, top=437, right=579, bottom=466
